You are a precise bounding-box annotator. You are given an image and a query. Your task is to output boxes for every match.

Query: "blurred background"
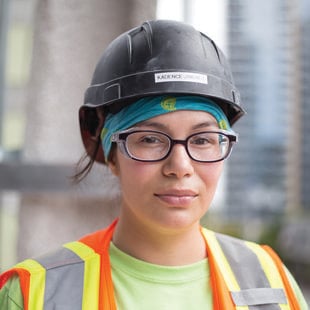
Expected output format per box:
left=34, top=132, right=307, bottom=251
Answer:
left=0, top=0, right=309, bottom=301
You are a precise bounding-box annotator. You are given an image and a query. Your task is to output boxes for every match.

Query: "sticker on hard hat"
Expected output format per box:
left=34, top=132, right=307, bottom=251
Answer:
left=154, top=72, right=208, bottom=85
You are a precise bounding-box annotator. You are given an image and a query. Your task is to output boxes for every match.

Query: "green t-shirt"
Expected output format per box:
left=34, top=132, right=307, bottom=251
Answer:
left=0, top=243, right=308, bottom=309
left=110, top=242, right=212, bottom=309
left=0, top=274, right=23, bottom=309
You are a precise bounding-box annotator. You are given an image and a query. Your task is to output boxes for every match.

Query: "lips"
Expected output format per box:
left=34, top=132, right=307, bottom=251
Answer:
left=154, top=189, right=198, bottom=207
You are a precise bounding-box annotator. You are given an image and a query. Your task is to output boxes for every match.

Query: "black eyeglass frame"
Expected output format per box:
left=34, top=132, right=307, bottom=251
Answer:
left=111, top=128, right=238, bottom=163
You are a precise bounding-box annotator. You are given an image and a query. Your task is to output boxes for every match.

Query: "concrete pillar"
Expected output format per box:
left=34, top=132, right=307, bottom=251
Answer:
left=19, top=0, right=156, bottom=260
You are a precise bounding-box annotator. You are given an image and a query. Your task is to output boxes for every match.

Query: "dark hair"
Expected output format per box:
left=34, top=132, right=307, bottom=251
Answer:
left=71, top=138, right=117, bottom=183
left=71, top=137, right=101, bottom=183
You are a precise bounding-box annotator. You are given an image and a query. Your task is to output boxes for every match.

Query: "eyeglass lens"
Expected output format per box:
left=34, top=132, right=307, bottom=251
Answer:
left=123, top=131, right=231, bottom=162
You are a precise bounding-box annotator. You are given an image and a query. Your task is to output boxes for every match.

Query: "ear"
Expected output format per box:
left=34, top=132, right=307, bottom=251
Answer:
left=107, top=151, right=120, bottom=176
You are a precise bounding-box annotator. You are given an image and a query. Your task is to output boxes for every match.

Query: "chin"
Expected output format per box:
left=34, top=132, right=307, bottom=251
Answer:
left=151, top=212, right=203, bottom=233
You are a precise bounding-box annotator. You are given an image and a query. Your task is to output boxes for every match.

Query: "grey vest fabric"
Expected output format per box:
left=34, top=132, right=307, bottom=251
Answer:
left=36, top=247, right=85, bottom=310
left=216, top=233, right=287, bottom=309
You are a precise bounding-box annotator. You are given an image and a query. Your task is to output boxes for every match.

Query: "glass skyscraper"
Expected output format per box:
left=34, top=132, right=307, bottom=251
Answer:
left=226, top=0, right=309, bottom=216
left=300, top=0, right=310, bottom=211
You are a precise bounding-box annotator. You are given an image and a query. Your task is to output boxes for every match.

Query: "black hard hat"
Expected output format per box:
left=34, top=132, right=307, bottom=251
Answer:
left=79, top=20, right=245, bottom=163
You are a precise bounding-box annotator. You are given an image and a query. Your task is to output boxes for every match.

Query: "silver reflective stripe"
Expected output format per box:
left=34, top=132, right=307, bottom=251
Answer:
left=215, top=233, right=287, bottom=310
left=216, top=233, right=270, bottom=288
left=231, top=288, right=287, bottom=306
left=36, top=247, right=85, bottom=310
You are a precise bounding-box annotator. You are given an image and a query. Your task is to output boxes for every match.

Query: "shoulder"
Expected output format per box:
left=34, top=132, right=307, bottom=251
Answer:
left=0, top=230, right=108, bottom=308
left=27, top=229, right=109, bottom=273
left=0, top=229, right=108, bottom=285
left=202, top=227, right=286, bottom=272
left=1, top=224, right=114, bottom=280
left=201, top=227, right=261, bottom=254
left=201, top=227, right=309, bottom=309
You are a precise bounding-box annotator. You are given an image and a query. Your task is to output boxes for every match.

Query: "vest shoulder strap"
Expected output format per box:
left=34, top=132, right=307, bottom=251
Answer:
left=262, top=245, right=300, bottom=310
left=1, top=239, right=103, bottom=310
left=0, top=221, right=117, bottom=310
left=202, top=228, right=297, bottom=310
left=2, top=241, right=100, bottom=310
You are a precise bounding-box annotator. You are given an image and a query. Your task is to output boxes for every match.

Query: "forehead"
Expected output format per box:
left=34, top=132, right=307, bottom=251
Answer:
left=136, top=110, right=219, bottom=130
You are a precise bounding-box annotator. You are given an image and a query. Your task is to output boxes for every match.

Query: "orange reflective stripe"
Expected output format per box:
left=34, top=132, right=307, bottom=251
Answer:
left=14, top=268, right=31, bottom=310
left=15, top=259, right=46, bottom=310
left=245, top=242, right=289, bottom=310
left=0, top=268, right=30, bottom=310
left=0, top=269, right=16, bottom=289
left=201, top=228, right=237, bottom=310
left=80, top=219, right=118, bottom=310
left=263, top=245, right=300, bottom=310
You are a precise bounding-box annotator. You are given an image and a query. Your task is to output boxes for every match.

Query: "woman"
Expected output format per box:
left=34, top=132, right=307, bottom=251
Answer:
left=0, top=20, right=308, bottom=309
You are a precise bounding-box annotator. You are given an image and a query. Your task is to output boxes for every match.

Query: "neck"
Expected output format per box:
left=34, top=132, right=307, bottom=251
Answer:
left=112, top=215, right=207, bottom=266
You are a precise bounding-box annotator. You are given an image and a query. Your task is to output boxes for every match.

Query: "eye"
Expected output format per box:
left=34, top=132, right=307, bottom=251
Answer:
left=129, top=132, right=168, bottom=148
left=139, top=134, right=164, bottom=144
left=190, top=134, right=215, bottom=146
left=191, top=137, right=211, bottom=145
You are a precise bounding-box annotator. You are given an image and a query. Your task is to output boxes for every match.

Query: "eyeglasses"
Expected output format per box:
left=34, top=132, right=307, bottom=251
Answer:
left=111, top=128, right=238, bottom=163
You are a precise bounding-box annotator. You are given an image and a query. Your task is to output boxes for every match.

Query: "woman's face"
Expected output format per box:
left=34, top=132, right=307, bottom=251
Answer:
left=108, top=110, right=224, bottom=234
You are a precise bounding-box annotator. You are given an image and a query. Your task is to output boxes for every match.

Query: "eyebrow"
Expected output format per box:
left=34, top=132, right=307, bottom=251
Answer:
left=136, top=120, right=219, bottom=131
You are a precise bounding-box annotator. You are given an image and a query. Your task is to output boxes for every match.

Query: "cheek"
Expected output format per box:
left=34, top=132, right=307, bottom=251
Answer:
left=199, top=162, right=224, bottom=189
left=117, top=161, right=160, bottom=208
left=113, top=151, right=158, bottom=185
left=123, top=162, right=158, bottom=185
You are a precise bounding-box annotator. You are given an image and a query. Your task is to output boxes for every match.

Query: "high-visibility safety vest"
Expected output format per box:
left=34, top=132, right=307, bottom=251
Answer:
left=0, top=219, right=300, bottom=310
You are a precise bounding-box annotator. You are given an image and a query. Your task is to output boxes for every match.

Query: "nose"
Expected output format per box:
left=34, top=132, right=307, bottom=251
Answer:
left=162, top=143, right=194, bottom=178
